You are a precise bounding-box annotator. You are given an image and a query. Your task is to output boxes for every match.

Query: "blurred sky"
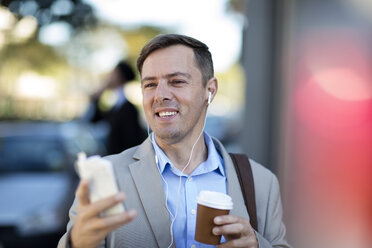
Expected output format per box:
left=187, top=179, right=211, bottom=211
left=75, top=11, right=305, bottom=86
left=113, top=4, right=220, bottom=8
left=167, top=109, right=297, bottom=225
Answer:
left=83, top=0, right=243, bottom=73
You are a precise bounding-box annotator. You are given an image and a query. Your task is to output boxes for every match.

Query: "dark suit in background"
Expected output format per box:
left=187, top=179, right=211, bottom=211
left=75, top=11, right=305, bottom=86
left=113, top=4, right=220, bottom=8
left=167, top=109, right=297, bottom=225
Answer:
left=89, top=98, right=146, bottom=155
left=86, top=61, right=146, bottom=155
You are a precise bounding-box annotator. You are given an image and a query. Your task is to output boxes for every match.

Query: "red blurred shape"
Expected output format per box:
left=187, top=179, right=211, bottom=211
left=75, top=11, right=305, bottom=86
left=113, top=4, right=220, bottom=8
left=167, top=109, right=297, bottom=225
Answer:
left=288, top=28, right=372, bottom=247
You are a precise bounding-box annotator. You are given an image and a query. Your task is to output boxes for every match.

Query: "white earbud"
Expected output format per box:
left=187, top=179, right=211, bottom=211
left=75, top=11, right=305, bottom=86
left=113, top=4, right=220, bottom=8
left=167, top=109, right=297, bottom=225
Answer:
left=207, top=91, right=212, bottom=105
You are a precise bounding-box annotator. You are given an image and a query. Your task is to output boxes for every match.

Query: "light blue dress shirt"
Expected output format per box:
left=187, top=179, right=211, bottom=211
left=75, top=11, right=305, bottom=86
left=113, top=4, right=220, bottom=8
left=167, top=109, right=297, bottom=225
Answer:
left=151, top=132, right=227, bottom=248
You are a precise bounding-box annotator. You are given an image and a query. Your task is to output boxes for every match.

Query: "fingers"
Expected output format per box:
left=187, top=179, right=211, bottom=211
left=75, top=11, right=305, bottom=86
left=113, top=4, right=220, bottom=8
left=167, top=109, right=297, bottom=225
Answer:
left=75, top=178, right=128, bottom=219
left=82, top=193, right=126, bottom=219
left=71, top=185, right=137, bottom=248
left=214, top=215, right=241, bottom=225
left=91, top=209, right=137, bottom=231
left=213, top=222, right=245, bottom=237
left=213, top=215, right=252, bottom=235
left=76, top=179, right=90, bottom=206
left=213, top=215, right=257, bottom=248
left=71, top=210, right=136, bottom=248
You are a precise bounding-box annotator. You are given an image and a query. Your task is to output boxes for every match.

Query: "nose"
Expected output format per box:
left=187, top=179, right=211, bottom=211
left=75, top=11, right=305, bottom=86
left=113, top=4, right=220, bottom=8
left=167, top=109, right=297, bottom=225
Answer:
left=154, top=80, right=171, bottom=103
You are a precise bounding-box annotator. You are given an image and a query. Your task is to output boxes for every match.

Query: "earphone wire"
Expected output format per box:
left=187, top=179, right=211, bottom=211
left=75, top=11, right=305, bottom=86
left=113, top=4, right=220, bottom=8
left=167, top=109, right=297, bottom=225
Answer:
left=148, top=125, right=176, bottom=247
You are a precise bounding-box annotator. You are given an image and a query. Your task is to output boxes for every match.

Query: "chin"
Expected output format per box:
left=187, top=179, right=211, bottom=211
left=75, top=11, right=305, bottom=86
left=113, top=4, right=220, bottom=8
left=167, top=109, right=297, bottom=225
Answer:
left=155, top=130, right=182, bottom=143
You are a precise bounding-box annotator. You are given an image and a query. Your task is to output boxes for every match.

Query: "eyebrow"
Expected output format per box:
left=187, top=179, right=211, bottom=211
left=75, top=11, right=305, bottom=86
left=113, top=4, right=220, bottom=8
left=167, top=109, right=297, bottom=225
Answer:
left=141, top=72, right=192, bottom=83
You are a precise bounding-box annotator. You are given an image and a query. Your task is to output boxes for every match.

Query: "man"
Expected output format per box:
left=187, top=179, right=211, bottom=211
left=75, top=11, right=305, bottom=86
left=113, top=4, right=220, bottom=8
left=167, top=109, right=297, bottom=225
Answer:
left=84, top=61, right=146, bottom=155
left=58, top=34, right=290, bottom=248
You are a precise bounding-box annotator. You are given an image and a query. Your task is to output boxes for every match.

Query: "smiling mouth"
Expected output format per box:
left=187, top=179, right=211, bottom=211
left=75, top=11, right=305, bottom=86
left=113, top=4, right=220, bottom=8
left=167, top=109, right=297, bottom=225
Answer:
left=157, top=111, right=178, bottom=118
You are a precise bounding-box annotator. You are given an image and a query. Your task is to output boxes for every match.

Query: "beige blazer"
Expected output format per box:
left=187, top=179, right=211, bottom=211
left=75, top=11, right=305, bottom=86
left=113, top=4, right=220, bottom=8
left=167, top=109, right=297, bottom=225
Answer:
left=58, top=137, right=290, bottom=248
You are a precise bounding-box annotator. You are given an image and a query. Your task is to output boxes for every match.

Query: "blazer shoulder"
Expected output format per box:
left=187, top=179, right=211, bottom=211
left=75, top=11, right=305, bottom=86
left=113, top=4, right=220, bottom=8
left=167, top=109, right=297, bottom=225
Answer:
left=249, top=158, right=276, bottom=182
left=103, top=138, right=153, bottom=167
left=248, top=158, right=280, bottom=200
left=104, top=145, right=139, bottom=166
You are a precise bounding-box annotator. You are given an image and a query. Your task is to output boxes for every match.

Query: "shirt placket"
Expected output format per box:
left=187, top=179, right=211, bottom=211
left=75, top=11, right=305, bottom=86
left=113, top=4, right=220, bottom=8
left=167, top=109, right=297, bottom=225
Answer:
left=185, top=175, right=198, bottom=248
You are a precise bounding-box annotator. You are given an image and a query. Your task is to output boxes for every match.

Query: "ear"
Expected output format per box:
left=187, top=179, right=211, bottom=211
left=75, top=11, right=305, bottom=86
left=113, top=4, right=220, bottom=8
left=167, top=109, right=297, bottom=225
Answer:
left=206, top=77, right=218, bottom=104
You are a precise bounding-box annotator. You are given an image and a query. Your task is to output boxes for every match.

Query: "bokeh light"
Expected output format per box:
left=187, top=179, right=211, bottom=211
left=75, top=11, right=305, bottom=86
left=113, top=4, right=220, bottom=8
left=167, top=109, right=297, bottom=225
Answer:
left=286, top=28, right=372, bottom=248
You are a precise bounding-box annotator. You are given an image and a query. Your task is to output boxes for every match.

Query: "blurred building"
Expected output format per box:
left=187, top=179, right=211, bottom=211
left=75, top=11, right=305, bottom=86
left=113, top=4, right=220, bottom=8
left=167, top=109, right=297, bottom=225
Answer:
left=239, top=0, right=372, bottom=247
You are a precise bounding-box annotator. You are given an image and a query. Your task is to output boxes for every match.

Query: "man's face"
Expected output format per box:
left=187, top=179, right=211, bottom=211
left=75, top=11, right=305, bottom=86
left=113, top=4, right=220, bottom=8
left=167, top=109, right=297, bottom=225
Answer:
left=141, top=45, right=209, bottom=145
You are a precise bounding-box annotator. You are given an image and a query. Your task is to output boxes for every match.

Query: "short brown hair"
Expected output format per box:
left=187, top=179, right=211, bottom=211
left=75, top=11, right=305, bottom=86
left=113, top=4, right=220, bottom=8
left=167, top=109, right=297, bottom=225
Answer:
left=136, top=34, right=214, bottom=86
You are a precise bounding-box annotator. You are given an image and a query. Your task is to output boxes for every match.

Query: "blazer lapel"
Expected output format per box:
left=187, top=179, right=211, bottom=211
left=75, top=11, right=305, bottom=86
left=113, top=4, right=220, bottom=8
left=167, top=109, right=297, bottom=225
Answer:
left=128, top=139, right=175, bottom=248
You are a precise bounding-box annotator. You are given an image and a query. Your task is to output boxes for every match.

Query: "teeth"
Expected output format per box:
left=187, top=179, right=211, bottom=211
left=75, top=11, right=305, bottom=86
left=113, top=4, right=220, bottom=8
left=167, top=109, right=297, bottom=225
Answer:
left=158, top=111, right=177, bottom=117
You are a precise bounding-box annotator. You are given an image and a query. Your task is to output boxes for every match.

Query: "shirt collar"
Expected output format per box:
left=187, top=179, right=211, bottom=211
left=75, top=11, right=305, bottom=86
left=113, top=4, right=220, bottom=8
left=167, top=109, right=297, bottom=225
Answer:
left=151, top=132, right=225, bottom=176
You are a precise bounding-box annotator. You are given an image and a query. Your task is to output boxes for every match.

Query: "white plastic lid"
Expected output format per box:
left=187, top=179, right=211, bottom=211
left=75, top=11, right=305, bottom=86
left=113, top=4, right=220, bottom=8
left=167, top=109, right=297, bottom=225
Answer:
left=196, top=190, right=233, bottom=210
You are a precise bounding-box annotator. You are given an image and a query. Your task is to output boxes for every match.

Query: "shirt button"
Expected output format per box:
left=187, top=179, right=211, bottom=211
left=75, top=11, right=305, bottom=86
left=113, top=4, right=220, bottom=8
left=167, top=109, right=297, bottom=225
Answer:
left=191, top=245, right=196, bottom=248
left=188, top=177, right=192, bottom=181
left=191, top=209, right=196, bottom=215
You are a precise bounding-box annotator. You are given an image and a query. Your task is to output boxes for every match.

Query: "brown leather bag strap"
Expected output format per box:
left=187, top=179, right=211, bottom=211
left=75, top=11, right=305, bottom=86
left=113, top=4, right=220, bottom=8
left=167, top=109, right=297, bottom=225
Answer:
left=229, top=153, right=258, bottom=231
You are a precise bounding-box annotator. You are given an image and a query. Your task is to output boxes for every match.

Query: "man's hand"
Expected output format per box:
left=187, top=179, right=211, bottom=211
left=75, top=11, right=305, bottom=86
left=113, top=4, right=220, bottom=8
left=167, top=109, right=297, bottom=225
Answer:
left=70, top=180, right=137, bottom=248
left=213, top=215, right=258, bottom=248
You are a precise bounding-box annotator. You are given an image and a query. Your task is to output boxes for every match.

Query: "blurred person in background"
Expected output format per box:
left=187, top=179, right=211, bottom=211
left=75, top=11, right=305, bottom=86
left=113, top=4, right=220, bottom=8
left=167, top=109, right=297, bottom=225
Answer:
left=59, top=34, right=290, bottom=248
left=84, top=61, right=146, bottom=155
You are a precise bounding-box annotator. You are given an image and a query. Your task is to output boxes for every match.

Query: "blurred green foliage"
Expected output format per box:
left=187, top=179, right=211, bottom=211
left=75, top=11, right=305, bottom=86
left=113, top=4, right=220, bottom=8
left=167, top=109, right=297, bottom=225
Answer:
left=0, top=37, right=66, bottom=74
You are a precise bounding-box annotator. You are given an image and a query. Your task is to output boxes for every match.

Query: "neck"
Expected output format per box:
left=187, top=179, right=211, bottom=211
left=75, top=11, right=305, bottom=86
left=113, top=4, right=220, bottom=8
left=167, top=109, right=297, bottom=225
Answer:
left=155, top=132, right=208, bottom=175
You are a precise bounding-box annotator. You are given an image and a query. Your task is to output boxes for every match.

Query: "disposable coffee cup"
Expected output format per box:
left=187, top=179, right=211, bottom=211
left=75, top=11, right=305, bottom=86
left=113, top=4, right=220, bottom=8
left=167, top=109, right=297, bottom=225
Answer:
left=195, top=190, right=233, bottom=245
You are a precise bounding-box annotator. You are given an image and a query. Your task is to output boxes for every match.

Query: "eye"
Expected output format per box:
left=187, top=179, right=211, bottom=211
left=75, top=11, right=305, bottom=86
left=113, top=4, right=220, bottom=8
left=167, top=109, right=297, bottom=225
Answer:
left=143, top=82, right=157, bottom=89
left=170, top=80, right=185, bottom=85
